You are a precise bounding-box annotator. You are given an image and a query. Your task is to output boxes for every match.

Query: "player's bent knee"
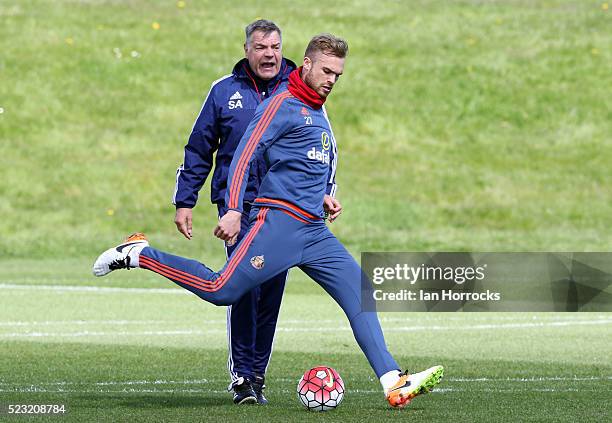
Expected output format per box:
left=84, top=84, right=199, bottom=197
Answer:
left=204, top=288, right=239, bottom=306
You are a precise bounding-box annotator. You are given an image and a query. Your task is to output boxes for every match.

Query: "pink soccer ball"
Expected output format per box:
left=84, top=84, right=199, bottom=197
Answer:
left=297, top=366, right=345, bottom=411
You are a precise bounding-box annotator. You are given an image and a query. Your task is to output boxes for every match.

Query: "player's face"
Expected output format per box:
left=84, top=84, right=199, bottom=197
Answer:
left=302, top=53, right=345, bottom=98
left=244, top=30, right=282, bottom=81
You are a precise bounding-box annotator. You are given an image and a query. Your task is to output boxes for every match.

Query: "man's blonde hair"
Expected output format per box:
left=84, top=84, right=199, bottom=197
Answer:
left=304, top=33, right=348, bottom=59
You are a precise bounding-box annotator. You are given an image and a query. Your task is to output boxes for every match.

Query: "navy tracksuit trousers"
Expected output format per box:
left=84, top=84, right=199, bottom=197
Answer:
left=219, top=204, right=287, bottom=386
left=139, top=207, right=399, bottom=378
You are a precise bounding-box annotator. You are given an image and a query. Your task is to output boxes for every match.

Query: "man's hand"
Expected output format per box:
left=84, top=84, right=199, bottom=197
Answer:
left=214, top=210, right=242, bottom=244
left=175, top=208, right=193, bottom=240
left=323, top=195, right=342, bottom=222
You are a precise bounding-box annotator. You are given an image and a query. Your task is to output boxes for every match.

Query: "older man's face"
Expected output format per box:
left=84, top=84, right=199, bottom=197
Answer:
left=245, top=30, right=282, bottom=81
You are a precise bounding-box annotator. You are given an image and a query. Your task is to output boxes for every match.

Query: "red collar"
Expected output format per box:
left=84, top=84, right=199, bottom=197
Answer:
left=287, top=67, right=325, bottom=109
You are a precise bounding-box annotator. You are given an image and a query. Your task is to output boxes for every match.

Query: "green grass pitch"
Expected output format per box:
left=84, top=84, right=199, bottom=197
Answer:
left=0, top=0, right=610, bottom=421
left=1, top=0, right=611, bottom=257
left=0, top=261, right=610, bottom=421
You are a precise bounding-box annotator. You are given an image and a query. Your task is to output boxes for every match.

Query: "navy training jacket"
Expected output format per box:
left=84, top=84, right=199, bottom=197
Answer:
left=225, top=86, right=338, bottom=223
left=173, top=58, right=297, bottom=209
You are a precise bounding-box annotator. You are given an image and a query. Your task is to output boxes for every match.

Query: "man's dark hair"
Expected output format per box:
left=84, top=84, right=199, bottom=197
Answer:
left=245, top=19, right=282, bottom=46
left=304, top=33, right=348, bottom=58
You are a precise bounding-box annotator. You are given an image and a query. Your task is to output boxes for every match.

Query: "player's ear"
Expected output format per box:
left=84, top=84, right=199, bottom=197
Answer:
left=303, top=56, right=312, bottom=72
left=244, top=43, right=248, bottom=56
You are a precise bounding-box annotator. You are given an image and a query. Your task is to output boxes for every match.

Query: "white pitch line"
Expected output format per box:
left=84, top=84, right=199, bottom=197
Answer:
left=0, top=376, right=607, bottom=387
left=94, top=379, right=210, bottom=386
left=2, top=319, right=610, bottom=338
left=0, top=380, right=211, bottom=386
left=0, top=386, right=601, bottom=394
left=0, top=387, right=234, bottom=394
left=2, top=314, right=606, bottom=327
left=0, top=283, right=187, bottom=295
left=0, top=330, right=206, bottom=338
left=0, top=320, right=170, bottom=327
left=0, top=387, right=348, bottom=394
left=390, top=319, right=612, bottom=331
left=447, top=376, right=612, bottom=382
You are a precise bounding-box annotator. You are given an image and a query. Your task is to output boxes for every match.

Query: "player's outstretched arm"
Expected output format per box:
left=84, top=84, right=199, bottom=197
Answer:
left=173, top=82, right=222, bottom=211
left=173, top=81, right=223, bottom=241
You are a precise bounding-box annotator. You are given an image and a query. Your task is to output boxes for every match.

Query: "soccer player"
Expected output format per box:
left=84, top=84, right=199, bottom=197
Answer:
left=94, top=33, right=443, bottom=408
left=173, top=19, right=298, bottom=404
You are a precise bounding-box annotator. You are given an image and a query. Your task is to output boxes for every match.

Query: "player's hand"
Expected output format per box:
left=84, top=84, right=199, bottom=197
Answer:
left=174, top=208, right=193, bottom=240
left=214, top=210, right=241, bottom=243
left=323, top=195, right=342, bottom=222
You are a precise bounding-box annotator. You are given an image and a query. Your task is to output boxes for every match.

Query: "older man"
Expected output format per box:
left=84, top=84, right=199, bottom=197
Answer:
left=172, top=20, right=296, bottom=404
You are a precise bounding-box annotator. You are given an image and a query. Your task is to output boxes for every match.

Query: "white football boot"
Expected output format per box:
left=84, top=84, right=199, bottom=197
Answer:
left=386, top=365, right=444, bottom=408
left=92, top=233, right=149, bottom=277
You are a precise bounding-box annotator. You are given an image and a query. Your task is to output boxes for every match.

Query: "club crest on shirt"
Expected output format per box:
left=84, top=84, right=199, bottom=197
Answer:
left=250, top=255, right=265, bottom=270
left=321, top=132, right=331, bottom=151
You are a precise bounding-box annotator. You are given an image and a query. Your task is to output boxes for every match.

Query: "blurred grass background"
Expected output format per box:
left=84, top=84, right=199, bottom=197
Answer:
left=0, top=0, right=610, bottom=261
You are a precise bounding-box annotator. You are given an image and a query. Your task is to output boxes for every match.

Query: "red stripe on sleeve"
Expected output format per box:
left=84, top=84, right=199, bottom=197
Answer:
left=228, top=92, right=291, bottom=208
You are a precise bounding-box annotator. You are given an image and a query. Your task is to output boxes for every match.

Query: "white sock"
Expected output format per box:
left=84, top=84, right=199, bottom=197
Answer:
left=380, top=370, right=401, bottom=395
left=127, top=244, right=147, bottom=268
